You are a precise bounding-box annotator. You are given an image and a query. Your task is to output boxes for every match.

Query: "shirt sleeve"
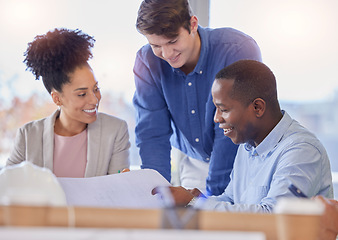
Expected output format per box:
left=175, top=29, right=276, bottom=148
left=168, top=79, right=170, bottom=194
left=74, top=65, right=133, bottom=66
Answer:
left=226, top=37, right=262, bottom=65
left=107, top=120, right=131, bottom=174
left=195, top=197, right=272, bottom=213
left=132, top=49, right=173, bottom=182
left=196, top=141, right=332, bottom=213
left=268, top=141, right=333, bottom=199
left=7, top=127, right=26, bottom=166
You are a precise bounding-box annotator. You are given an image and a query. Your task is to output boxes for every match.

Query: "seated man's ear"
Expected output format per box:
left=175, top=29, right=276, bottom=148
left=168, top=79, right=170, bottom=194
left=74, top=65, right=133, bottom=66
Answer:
left=252, top=98, right=266, bottom=118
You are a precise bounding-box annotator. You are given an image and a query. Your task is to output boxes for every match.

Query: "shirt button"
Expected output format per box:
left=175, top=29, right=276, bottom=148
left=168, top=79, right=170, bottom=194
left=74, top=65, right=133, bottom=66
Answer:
left=188, top=82, right=192, bottom=86
left=199, top=70, right=203, bottom=74
left=206, top=158, right=210, bottom=161
left=195, top=138, right=199, bottom=142
left=191, top=110, right=195, bottom=114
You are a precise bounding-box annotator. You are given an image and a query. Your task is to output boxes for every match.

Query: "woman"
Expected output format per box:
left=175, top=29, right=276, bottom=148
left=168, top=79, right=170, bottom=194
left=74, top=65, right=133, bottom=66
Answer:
left=7, top=28, right=130, bottom=177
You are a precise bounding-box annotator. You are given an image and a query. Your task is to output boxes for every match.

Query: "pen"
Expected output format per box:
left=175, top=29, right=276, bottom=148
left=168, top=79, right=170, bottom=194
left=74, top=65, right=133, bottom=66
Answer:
left=288, top=183, right=308, bottom=198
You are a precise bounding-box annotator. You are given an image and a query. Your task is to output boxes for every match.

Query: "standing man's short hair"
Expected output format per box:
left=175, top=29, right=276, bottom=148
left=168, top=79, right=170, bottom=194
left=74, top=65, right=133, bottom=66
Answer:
left=136, top=0, right=193, bottom=38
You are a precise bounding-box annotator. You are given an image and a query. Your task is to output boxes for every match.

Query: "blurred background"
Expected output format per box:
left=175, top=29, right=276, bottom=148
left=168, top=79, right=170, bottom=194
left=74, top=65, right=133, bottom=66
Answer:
left=0, top=0, right=337, bottom=196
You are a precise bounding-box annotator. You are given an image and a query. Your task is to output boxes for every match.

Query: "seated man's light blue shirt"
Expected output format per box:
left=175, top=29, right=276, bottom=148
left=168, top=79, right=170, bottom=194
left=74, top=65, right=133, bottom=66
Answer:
left=194, top=111, right=333, bottom=213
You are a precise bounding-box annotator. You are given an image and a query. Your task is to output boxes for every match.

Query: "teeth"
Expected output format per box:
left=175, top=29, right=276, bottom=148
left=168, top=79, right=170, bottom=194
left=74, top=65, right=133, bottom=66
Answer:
left=83, top=109, right=96, bottom=113
left=223, top=127, right=233, bottom=133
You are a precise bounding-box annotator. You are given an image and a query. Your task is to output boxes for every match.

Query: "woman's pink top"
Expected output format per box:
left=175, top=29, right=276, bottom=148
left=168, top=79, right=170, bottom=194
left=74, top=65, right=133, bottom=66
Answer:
left=53, top=129, right=87, bottom=177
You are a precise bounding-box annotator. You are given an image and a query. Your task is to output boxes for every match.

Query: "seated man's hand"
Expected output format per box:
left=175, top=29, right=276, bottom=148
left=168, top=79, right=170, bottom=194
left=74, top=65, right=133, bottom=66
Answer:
left=188, top=188, right=205, bottom=198
left=152, top=186, right=196, bottom=207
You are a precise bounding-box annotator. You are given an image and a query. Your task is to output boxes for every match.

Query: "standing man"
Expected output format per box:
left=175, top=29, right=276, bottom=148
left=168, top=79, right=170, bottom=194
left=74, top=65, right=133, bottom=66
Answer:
left=133, top=0, right=261, bottom=195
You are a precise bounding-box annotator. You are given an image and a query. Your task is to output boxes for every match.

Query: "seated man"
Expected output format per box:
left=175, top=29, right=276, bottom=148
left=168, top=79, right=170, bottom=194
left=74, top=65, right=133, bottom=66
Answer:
left=153, top=60, right=333, bottom=213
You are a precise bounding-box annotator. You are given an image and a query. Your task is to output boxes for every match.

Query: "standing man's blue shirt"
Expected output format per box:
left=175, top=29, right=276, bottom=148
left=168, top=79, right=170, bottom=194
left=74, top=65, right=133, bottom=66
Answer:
left=133, top=26, right=262, bottom=195
left=194, top=111, right=333, bottom=212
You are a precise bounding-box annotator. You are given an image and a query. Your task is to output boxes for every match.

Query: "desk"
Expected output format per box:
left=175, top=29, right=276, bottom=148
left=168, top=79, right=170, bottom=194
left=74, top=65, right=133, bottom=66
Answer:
left=0, top=205, right=320, bottom=240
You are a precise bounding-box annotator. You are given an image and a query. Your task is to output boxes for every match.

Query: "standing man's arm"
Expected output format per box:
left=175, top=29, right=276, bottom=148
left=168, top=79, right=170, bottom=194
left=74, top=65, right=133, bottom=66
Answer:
left=206, top=122, right=238, bottom=195
left=206, top=37, right=262, bottom=195
left=133, top=50, right=173, bottom=182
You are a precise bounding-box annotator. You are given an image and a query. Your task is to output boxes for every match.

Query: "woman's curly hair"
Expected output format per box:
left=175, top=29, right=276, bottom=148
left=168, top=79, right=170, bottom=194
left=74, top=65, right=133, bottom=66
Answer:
left=23, top=28, right=95, bottom=93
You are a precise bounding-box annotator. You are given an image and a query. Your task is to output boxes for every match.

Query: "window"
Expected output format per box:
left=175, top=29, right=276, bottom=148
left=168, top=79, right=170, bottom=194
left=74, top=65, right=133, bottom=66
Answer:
left=0, top=0, right=145, bottom=167
left=210, top=0, right=338, bottom=198
left=1, top=0, right=337, bottom=199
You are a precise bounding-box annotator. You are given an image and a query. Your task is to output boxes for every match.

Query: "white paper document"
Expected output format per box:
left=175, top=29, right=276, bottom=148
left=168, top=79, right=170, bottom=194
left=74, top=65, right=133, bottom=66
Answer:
left=57, top=169, right=171, bottom=209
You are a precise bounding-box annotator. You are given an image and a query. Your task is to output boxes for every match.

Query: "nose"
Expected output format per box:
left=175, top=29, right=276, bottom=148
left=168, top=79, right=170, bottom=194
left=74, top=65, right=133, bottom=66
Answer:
left=89, top=90, right=100, bottom=105
left=214, top=108, right=223, bottom=124
left=161, top=45, right=174, bottom=59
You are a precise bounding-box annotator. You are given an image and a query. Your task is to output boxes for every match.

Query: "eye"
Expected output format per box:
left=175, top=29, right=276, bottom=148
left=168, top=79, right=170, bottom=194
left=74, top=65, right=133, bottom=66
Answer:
left=215, top=106, right=228, bottom=113
left=78, top=93, right=86, bottom=97
left=169, top=39, right=177, bottom=44
left=216, top=106, right=228, bottom=113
